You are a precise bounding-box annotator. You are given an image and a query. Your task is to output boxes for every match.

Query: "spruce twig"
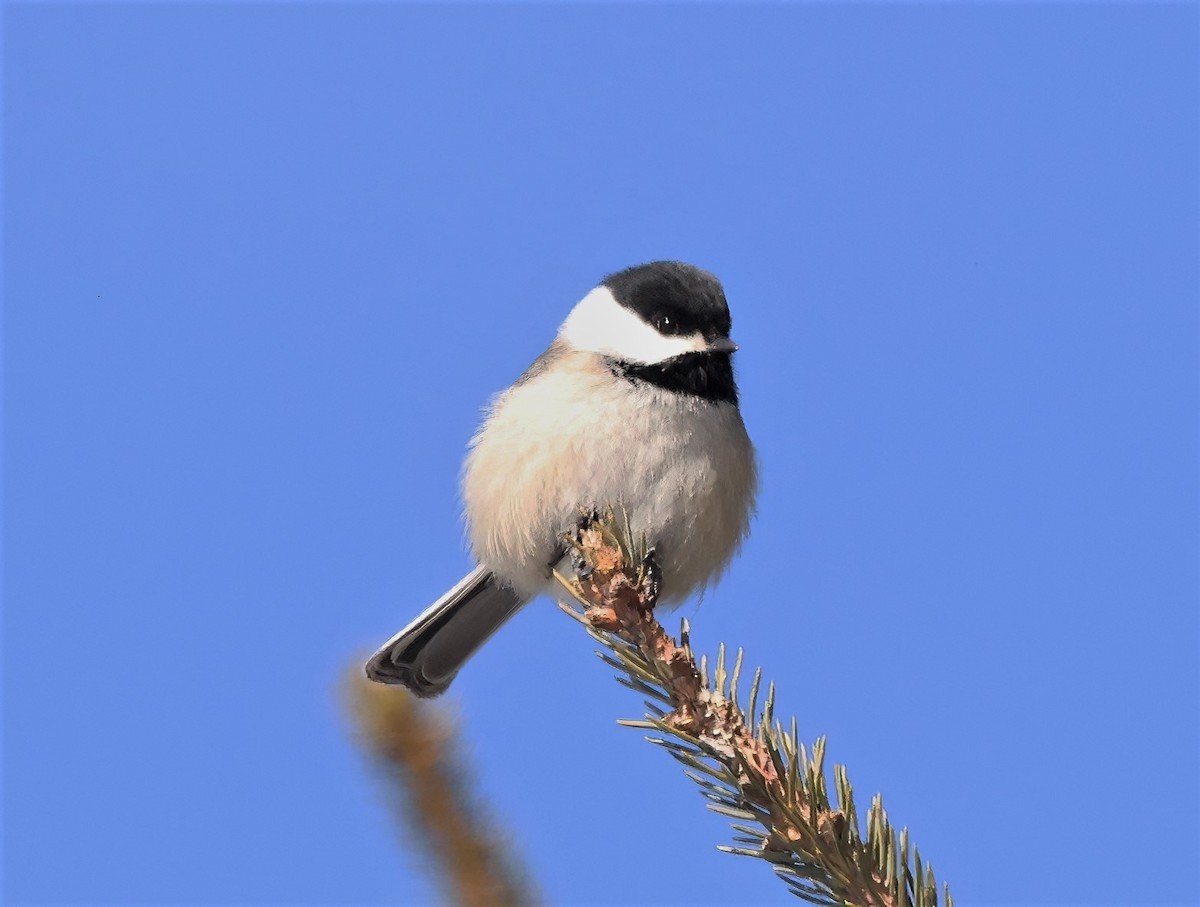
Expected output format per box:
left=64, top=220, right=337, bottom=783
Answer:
left=345, top=672, right=536, bottom=906
left=557, top=512, right=953, bottom=907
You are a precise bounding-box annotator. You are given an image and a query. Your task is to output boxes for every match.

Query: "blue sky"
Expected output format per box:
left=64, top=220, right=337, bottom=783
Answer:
left=3, top=3, right=1197, bottom=905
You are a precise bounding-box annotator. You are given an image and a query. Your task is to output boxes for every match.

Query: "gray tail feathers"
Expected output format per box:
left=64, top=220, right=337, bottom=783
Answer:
left=364, top=566, right=524, bottom=697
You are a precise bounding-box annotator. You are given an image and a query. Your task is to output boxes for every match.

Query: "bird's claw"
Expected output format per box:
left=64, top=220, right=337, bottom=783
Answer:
left=576, top=505, right=602, bottom=535
left=642, top=547, right=662, bottom=601
left=569, top=546, right=594, bottom=582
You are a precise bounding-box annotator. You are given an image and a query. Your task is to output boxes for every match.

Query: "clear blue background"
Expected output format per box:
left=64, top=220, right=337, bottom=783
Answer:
left=4, top=4, right=1197, bottom=906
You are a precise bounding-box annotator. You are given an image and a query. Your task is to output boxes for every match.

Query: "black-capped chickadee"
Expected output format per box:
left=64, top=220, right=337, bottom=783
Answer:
left=366, top=261, right=757, bottom=696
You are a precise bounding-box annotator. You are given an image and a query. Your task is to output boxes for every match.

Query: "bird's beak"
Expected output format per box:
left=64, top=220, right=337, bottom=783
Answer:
left=706, top=336, right=739, bottom=354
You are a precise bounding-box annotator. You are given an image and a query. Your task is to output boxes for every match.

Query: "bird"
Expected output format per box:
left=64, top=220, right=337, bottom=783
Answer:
left=365, top=261, right=757, bottom=696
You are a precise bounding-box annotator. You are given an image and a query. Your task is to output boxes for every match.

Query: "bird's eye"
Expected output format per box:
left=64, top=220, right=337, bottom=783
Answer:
left=655, top=314, right=672, bottom=331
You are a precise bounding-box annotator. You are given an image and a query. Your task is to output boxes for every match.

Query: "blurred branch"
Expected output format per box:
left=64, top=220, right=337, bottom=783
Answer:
left=346, top=672, right=536, bottom=906
left=555, top=513, right=953, bottom=907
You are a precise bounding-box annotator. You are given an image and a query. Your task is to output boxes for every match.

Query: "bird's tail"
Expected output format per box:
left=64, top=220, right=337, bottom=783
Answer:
left=364, top=566, right=524, bottom=697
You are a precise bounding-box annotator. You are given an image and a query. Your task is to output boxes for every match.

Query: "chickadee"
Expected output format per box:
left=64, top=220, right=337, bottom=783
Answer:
left=366, top=261, right=757, bottom=696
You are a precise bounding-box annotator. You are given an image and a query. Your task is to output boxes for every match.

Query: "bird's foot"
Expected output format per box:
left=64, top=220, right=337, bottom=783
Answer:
left=568, top=506, right=603, bottom=581
left=576, top=505, right=602, bottom=535
left=569, top=546, right=594, bottom=582
left=642, top=547, right=662, bottom=602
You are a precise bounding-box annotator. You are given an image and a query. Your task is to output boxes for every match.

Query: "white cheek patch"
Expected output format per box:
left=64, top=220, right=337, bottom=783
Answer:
left=559, top=287, right=708, bottom=365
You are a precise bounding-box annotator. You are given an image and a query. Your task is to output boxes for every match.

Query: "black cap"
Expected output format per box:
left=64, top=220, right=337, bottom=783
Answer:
left=602, top=261, right=732, bottom=340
